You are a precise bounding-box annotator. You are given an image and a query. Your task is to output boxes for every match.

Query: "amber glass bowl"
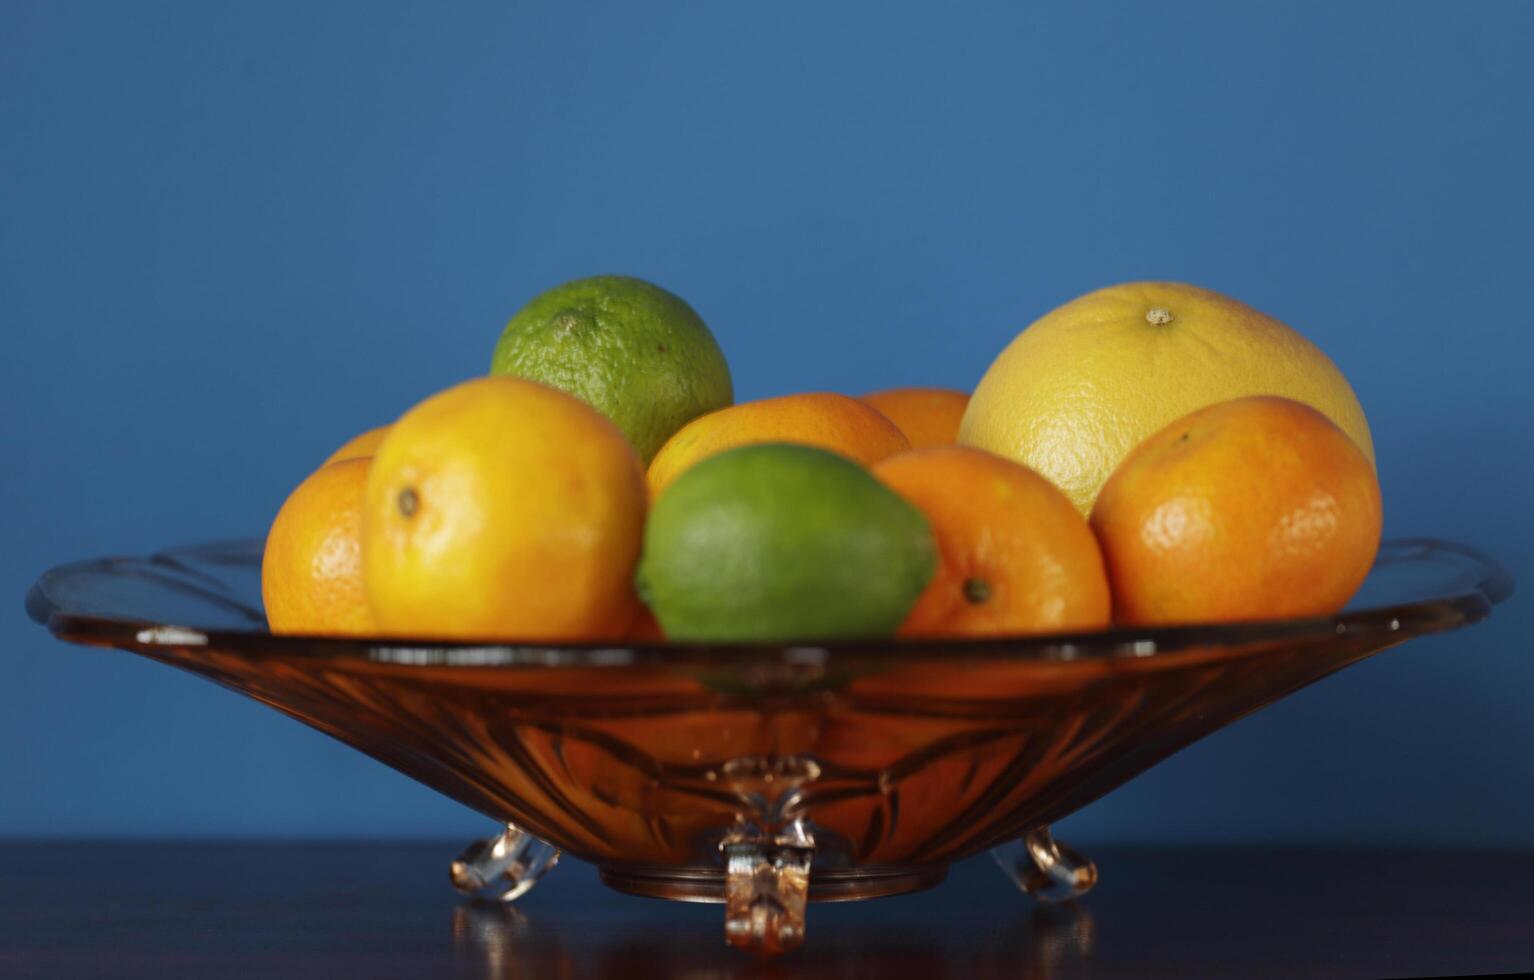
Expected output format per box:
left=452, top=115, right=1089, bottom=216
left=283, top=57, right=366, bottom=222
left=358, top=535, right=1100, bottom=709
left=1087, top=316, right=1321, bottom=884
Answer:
left=27, top=537, right=1512, bottom=954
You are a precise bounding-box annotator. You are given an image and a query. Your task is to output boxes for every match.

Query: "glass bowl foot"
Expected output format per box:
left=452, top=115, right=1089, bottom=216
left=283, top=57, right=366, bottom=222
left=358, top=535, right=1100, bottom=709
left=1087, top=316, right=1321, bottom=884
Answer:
left=600, top=852, right=947, bottom=956
left=450, top=823, right=561, bottom=903
left=721, top=823, right=815, bottom=956
left=990, top=825, right=1098, bottom=903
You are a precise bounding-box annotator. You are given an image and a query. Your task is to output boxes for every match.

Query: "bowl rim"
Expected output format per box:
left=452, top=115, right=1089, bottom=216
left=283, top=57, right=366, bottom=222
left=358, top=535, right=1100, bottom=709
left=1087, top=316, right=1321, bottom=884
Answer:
left=27, top=536, right=1513, bottom=671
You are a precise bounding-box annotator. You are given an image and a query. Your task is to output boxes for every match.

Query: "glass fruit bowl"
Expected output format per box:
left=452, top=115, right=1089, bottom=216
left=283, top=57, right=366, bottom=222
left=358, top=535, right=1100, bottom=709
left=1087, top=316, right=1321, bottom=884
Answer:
left=27, top=537, right=1512, bottom=955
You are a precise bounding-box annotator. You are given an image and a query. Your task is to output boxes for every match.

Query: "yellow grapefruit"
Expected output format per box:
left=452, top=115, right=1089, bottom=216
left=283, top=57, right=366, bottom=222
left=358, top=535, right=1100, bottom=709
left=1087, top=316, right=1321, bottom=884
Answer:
left=959, top=282, right=1374, bottom=514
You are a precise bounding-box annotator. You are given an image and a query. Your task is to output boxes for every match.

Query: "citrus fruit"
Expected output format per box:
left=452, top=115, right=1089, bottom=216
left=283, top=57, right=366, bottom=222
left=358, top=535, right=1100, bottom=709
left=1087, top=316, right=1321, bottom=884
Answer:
left=619, top=603, right=666, bottom=643
left=647, top=392, right=910, bottom=496
left=324, top=425, right=389, bottom=465
left=490, top=275, right=733, bottom=463
left=960, top=282, right=1375, bottom=514
left=873, top=447, right=1110, bottom=637
left=262, top=457, right=376, bottom=635
left=859, top=387, right=969, bottom=449
left=1090, top=395, right=1383, bottom=625
left=362, top=377, right=647, bottom=640
left=636, top=443, right=936, bottom=642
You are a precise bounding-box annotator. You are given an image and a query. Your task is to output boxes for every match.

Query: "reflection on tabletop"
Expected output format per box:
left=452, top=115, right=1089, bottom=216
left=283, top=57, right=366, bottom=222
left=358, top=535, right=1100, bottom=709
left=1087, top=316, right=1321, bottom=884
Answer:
left=451, top=896, right=1095, bottom=980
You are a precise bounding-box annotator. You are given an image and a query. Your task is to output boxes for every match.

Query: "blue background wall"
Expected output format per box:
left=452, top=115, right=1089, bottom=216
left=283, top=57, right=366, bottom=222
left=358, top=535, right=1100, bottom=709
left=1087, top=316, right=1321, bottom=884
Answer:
left=3, top=1, right=1530, bottom=843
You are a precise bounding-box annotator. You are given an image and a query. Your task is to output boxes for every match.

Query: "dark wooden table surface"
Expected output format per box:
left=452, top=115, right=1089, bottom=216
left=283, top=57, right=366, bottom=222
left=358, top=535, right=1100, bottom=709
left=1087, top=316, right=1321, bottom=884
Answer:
left=3, top=842, right=1532, bottom=978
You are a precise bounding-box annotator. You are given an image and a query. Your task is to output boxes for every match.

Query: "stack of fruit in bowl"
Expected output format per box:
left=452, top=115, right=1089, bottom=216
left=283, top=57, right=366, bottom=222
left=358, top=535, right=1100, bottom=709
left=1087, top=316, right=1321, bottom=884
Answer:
left=262, top=276, right=1382, bottom=643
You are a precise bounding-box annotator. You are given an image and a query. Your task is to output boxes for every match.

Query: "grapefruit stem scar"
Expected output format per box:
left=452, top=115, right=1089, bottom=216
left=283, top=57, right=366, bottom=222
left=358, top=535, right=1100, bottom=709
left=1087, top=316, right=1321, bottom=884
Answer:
left=1145, top=307, right=1174, bottom=325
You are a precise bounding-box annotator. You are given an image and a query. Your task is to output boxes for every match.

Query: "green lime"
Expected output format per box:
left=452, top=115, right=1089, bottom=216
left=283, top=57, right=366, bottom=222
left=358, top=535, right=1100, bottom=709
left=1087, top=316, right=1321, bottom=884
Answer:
left=490, top=275, right=733, bottom=463
left=635, top=444, right=936, bottom=642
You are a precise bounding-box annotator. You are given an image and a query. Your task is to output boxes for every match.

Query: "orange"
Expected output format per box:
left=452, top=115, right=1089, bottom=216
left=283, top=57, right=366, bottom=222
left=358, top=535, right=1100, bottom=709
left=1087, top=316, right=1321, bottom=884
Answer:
left=362, top=377, right=647, bottom=641
left=647, top=392, right=910, bottom=496
left=324, top=425, right=390, bottom=465
left=620, top=603, right=666, bottom=643
left=859, top=388, right=969, bottom=449
left=872, top=447, right=1110, bottom=637
left=1091, top=395, right=1382, bottom=626
left=262, top=458, right=377, bottom=635
left=961, top=282, right=1374, bottom=514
